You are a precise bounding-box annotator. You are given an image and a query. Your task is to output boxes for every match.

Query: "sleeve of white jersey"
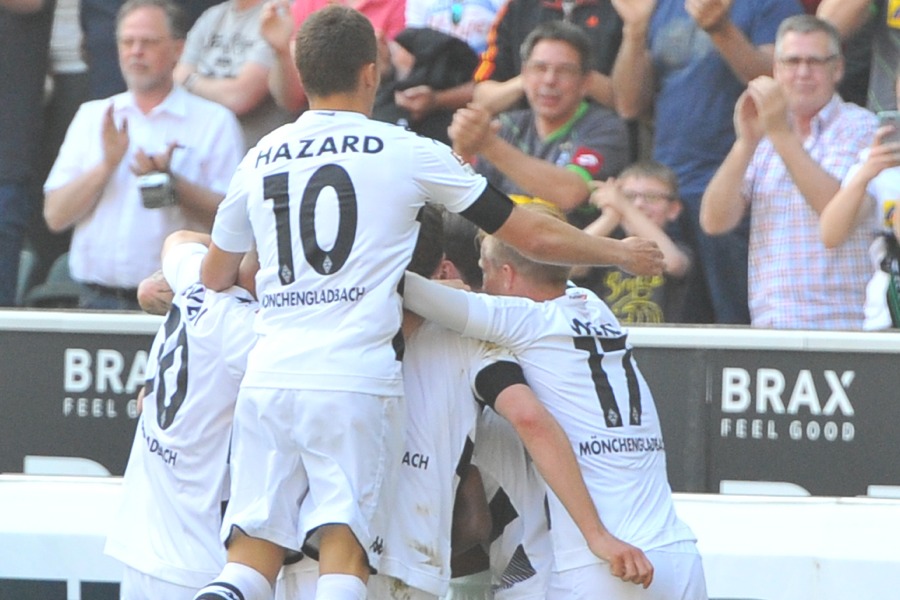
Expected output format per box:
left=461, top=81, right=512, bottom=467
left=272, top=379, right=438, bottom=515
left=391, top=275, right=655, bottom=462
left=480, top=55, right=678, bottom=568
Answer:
left=403, top=272, right=537, bottom=351
left=219, top=298, right=259, bottom=380
left=162, top=242, right=207, bottom=296
left=412, top=137, right=488, bottom=214
left=211, top=158, right=256, bottom=253
left=468, top=342, right=518, bottom=399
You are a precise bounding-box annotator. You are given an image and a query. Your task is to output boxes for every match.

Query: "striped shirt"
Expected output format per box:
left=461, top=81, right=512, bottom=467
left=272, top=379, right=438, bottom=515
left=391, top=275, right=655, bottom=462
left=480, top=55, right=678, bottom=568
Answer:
left=742, top=94, right=878, bottom=330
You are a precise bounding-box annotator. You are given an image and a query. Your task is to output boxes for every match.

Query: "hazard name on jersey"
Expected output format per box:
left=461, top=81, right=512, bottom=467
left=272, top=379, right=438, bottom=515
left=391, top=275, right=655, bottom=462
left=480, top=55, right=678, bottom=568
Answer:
left=255, top=135, right=385, bottom=168
left=261, top=286, right=366, bottom=308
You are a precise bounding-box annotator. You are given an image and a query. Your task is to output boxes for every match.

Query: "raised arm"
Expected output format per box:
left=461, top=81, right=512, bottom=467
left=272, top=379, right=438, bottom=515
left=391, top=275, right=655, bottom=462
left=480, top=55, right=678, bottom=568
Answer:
left=821, top=128, right=900, bottom=247
left=449, top=105, right=591, bottom=210
left=591, top=180, right=690, bottom=277
left=688, top=0, right=774, bottom=83
left=471, top=76, right=526, bottom=116
left=749, top=76, right=841, bottom=215
left=610, top=0, right=656, bottom=119
left=44, top=104, right=129, bottom=232
left=816, top=0, right=873, bottom=38
left=700, top=90, right=760, bottom=234
left=495, top=202, right=664, bottom=275
left=260, top=0, right=307, bottom=113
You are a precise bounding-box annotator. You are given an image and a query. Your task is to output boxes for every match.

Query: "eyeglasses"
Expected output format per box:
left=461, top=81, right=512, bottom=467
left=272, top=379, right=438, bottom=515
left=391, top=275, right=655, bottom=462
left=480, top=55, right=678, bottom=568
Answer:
left=523, top=60, right=583, bottom=81
left=777, top=54, right=838, bottom=70
left=623, top=190, right=673, bottom=204
left=117, top=36, right=169, bottom=50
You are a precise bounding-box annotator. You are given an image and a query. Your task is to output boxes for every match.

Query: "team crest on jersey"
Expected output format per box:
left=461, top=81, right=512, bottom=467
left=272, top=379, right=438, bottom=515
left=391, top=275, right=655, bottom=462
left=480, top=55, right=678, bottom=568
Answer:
left=607, top=407, right=620, bottom=426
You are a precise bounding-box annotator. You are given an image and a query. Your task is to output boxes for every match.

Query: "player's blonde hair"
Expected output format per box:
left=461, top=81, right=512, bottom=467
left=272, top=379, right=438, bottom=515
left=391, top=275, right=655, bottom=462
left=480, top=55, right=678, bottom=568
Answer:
left=479, top=201, right=571, bottom=287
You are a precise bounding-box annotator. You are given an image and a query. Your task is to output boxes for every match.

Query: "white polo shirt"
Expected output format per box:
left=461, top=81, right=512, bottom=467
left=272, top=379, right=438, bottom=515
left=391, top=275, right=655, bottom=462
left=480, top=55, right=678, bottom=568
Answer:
left=45, top=86, right=243, bottom=288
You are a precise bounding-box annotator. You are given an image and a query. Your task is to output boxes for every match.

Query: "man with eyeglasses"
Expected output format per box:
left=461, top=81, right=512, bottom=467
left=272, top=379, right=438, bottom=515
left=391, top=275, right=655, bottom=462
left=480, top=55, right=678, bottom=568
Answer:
left=700, top=14, right=876, bottom=330
left=43, top=0, right=243, bottom=310
left=472, top=0, right=624, bottom=114
left=449, top=20, right=631, bottom=212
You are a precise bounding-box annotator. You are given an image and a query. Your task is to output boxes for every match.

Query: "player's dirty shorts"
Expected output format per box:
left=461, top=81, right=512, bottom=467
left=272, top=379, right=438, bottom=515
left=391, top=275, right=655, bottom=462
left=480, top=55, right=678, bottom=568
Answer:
left=547, top=540, right=708, bottom=600
left=368, top=573, right=439, bottom=600
left=221, top=387, right=404, bottom=568
left=120, top=565, right=200, bottom=600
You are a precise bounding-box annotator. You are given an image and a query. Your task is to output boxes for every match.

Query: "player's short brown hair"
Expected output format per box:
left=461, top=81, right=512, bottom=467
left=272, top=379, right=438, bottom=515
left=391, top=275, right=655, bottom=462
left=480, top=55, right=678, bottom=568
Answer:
left=295, top=5, right=378, bottom=98
left=480, top=202, right=571, bottom=287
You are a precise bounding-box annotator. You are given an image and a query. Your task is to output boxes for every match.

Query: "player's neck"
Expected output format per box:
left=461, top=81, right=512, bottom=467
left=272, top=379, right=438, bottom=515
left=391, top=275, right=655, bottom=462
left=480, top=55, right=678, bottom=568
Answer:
left=308, top=94, right=374, bottom=118
left=518, top=280, right=565, bottom=303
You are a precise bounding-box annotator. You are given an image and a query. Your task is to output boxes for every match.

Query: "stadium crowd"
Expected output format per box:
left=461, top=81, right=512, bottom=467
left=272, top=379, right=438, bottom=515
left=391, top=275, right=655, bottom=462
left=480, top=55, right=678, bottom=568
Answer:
left=1, top=1, right=900, bottom=600
left=2, top=0, right=898, bottom=330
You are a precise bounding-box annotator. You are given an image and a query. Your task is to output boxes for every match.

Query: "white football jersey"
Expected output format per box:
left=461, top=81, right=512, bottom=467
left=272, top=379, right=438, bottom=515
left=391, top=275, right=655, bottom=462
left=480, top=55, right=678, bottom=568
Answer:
left=211, top=110, right=508, bottom=395
left=404, top=277, right=696, bottom=572
left=104, top=244, right=259, bottom=588
left=377, top=321, right=495, bottom=596
left=473, top=407, right=553, bottom=597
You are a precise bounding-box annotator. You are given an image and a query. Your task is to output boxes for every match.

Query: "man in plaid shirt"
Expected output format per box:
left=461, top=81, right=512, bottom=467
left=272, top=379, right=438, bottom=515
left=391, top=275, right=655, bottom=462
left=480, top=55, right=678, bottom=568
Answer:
left=700, top=14, right=876, bottom=330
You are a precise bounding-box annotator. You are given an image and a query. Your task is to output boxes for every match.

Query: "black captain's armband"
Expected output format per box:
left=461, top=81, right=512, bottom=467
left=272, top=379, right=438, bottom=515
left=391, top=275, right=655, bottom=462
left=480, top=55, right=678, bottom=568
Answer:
left=460, top=182, right=514, bottom=234
left=475, top=360, right=528, bottom=409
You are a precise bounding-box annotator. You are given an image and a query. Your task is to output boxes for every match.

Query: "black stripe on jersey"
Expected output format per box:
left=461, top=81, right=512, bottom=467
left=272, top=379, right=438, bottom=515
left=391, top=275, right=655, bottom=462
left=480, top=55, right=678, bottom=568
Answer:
left=195, top=582, right=245, bottom=600
left=264, top=172, right=295, bottom=285
left=392, top=327, right=405, bottom=361
left=573, top=336, right=624, bottom=428
left=598, top=335, right=627, bottom=353
left=460, top=182, right=515, bottom=234
left=474, top=360, right=527, bottom=409
left=497, top=544, right=538, bottom=591
left=455, top=435, right=475, bottom=478
left=488, top=487, right=518, bottom=543
left=623, top=348, right=642, bottom=425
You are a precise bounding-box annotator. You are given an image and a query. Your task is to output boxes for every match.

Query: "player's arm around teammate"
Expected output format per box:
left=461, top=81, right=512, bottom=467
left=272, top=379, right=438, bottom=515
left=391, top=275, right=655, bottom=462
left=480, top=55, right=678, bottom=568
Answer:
left=491, top=379, right=654, bottom=588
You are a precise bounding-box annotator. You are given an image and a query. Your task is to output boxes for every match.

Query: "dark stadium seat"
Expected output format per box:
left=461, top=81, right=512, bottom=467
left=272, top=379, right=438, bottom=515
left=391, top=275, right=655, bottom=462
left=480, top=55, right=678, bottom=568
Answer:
left=21, top=252, right=84, bottom=308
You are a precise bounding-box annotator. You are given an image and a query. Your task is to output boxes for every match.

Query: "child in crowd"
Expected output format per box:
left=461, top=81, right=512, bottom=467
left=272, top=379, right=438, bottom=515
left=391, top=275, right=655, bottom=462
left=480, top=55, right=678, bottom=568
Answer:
left=578, top=161, right=693, bottom=324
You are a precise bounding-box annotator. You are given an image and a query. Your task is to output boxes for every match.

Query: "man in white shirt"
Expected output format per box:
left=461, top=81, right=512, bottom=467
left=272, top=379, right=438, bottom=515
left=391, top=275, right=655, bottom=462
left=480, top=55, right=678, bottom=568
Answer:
left=43, top=0, right=243, bottom=310
left=195, top=6, right=662, bottom=600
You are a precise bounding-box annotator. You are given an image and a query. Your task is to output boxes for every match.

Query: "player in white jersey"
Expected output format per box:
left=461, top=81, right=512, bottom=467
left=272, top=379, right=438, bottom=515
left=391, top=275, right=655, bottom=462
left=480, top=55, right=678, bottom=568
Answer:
left=403, top=204, right=707, bottom=599
left=366, top=208, right=644, bottom=600
left=105, top=232, right=259, bottom=600
left=195, top=7, right=664, bottom=600
left=472, top=408, right=554, bottom=600
left=438, top=215, right=552, bottom=600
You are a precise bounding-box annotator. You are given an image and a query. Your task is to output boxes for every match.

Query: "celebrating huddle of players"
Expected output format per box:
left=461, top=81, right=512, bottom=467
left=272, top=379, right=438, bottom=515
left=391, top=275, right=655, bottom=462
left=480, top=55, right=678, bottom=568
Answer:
left=104, top=5, right=707, bottom=600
